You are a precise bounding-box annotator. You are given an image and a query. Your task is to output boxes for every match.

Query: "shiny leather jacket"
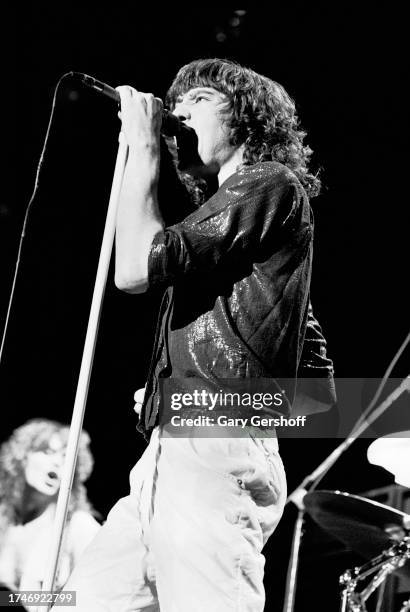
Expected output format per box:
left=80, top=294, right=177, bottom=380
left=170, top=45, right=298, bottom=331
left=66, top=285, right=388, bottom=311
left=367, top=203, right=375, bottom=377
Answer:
left=138, top=162, right=335, bottom=434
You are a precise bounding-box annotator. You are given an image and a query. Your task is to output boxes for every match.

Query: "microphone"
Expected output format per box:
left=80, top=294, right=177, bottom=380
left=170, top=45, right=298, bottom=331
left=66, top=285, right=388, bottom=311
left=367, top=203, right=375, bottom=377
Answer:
left=68, top=71, right=187, bottom=137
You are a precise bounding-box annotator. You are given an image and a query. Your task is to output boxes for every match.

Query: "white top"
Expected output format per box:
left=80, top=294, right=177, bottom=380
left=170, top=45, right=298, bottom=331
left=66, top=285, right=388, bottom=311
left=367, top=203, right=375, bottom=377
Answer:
left=0, top=506, right=100, bottom=592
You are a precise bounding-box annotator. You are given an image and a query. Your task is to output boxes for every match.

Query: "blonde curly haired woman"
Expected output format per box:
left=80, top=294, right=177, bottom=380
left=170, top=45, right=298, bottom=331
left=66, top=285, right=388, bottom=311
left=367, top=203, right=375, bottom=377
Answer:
left=0, top=419, right=100, bottom=597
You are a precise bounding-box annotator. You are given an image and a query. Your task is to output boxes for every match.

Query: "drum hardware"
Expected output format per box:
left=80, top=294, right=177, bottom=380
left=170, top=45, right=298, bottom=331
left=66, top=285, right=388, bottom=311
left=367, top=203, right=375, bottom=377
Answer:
left=338, top=538, right=410, bottom=611
left=399, top=598, right=410, bottom=612
left=282, top=377, right=410, bottom=612
left=304, top=490, right=410, bottom=612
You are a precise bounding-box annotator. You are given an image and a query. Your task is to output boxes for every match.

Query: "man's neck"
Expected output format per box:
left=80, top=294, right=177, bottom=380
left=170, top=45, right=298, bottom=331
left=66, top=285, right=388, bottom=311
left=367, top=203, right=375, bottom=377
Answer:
left=218, top=147, right=245, bottom=187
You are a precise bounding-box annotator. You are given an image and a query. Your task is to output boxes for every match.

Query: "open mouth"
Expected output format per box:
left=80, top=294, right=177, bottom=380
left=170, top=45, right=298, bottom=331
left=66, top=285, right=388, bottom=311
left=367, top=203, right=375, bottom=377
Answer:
left=174, top=127, right=202, bottom=170
left=45, top=471, right=60, bottom=487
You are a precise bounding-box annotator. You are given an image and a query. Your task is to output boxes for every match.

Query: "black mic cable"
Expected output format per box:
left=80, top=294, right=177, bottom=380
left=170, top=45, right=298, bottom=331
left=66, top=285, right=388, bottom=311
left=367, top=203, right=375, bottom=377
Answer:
left=0, top=72, right=72, bottom=366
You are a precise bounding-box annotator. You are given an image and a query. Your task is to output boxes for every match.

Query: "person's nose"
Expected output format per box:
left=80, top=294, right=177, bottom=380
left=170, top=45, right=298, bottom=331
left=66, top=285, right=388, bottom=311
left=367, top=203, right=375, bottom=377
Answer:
left=173, top=102, right=191, bottom=123
left=50, top=453, right=65, bottom=469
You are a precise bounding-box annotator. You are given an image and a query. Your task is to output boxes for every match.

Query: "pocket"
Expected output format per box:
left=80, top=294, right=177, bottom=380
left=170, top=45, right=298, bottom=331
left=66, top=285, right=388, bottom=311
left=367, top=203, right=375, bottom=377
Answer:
left=188, top=436, right=282, bottom=505
left=256, top=439, right=287, bottom=505
left=186, top=436, right=252, bottom=487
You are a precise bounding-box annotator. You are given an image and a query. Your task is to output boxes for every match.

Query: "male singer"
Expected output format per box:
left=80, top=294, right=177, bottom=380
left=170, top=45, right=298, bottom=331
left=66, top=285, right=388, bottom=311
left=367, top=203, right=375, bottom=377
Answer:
left=65, top=58, right=335, bottom=611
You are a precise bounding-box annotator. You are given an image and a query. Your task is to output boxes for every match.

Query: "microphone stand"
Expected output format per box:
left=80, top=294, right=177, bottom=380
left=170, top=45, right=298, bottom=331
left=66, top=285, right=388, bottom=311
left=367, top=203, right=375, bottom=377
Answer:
left=282, top=376, right=410, bottom=612
left=42, top=132, right=128, bottom=606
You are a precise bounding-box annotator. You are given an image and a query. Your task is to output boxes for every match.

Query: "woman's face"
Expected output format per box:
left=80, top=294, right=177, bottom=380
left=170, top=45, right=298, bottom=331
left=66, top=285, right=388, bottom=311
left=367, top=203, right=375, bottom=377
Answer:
left=24, top=433, right=66, bottom=496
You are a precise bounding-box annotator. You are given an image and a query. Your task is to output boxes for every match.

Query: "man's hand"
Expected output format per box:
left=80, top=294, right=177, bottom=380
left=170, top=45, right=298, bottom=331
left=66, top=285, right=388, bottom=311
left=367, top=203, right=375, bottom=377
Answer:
left=114, top=88, right=164, bottom=294
left=133, top=386, right=147, bottom=416
left=116, top=86, right=163, bottom=155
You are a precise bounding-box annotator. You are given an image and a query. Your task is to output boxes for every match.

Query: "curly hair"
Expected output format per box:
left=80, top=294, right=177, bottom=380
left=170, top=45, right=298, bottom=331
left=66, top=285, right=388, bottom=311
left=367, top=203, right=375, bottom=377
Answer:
left=165, top=58, right=321, bottom=199
left=0, top=419, right=95, bottom=543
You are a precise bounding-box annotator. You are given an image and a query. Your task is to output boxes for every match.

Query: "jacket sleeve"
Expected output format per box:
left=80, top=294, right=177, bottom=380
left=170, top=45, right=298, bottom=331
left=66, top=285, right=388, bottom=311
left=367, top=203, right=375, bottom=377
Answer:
left=148, top=165, right=306, bottom=289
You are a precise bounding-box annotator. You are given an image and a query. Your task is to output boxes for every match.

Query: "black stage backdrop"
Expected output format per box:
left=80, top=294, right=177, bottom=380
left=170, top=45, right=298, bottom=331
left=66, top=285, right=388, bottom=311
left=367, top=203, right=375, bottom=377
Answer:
left=2, top=5, right=409, bottom=611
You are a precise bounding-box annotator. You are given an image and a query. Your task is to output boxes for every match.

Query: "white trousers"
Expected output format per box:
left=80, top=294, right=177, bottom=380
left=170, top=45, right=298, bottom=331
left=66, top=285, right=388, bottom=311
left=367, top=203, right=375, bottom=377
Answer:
left=64, top=428, right=287, bottom=611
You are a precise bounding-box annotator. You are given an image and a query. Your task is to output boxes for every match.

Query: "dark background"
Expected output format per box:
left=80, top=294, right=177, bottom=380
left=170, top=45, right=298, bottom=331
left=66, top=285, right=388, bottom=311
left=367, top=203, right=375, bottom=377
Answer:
left=2, top=5, right=409, bottom=610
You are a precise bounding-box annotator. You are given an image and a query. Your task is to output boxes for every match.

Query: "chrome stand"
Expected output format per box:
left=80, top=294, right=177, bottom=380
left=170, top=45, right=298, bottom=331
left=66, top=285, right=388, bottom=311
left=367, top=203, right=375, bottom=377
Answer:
left=339, top=537, right=410, bottom=612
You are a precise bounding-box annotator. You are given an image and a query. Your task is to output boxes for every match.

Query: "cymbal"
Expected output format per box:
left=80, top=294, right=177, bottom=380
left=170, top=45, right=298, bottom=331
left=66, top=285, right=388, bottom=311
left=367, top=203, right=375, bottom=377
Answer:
left=304, top=490, right=410, bottom=576
left=368, top=433, right=410, bottom=487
